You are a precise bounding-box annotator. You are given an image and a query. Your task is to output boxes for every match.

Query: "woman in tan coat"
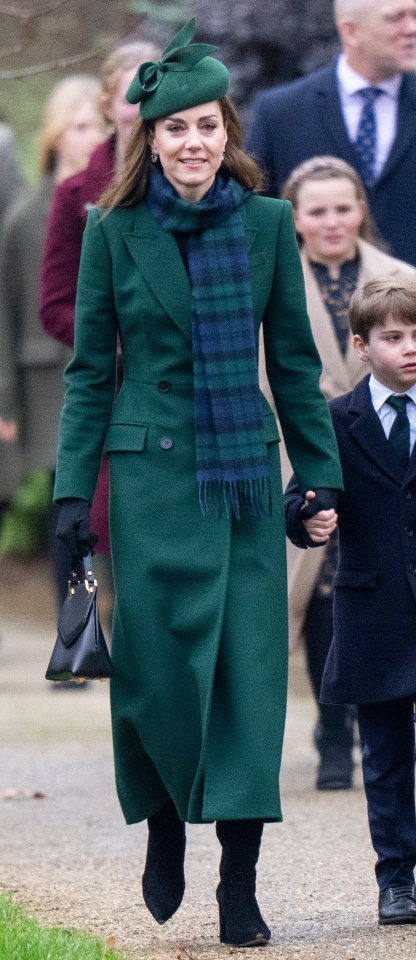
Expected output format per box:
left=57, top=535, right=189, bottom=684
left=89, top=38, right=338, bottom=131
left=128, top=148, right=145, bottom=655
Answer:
left=260, top=156, right=416, bottom=790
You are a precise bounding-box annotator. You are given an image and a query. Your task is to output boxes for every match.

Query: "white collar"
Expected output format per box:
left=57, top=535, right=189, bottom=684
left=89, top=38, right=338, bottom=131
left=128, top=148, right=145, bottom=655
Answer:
left=369, top=374, right=416, bottom=413
left=337, top=54, right=402, bottom=99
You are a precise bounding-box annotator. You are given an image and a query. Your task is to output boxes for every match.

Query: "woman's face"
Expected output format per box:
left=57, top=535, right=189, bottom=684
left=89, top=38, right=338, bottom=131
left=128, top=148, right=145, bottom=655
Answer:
left=293, top=177, right=365, bottom=267
left=56, top=100, right=105, bottom=175
left=106, top=66, right=140, bottom=151
left=149, top=101, right=228, bottom=203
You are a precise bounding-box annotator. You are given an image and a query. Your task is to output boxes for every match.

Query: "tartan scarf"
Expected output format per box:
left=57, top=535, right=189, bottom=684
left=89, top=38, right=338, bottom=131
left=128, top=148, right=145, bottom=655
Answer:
left=147, top=168, right=271, bottom=519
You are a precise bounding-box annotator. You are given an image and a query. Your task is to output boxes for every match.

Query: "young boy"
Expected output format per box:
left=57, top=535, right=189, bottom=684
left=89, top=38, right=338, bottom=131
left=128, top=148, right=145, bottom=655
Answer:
left=285, top=277, right=416, bottom=925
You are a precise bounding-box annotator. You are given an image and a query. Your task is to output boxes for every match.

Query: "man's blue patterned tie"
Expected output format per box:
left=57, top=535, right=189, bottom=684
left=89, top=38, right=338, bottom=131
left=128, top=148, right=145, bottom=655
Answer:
left=355, top=87, right=383, bottom=188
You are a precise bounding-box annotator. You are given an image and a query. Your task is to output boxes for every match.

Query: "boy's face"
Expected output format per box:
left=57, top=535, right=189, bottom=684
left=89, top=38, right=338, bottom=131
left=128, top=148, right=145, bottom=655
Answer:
left=353, top=314, right=416, bottom=392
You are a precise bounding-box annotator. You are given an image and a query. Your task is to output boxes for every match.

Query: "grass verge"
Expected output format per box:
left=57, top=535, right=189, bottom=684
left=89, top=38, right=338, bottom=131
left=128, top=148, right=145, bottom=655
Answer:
left=0, top=893, right=130, bottom=960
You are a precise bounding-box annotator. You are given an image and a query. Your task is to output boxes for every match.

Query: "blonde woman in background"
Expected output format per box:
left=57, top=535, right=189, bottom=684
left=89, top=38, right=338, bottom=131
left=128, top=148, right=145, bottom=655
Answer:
left=260, top=156, right=416, bottom=791
left=0, top=75, right=105, bottom=594
left=40, top=40, right=162, bottom=349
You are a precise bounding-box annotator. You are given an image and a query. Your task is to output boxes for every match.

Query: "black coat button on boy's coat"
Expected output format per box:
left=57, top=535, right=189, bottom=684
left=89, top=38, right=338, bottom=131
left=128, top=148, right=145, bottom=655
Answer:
left=409, top=564, right=416, bottom=575
left=405, top=491, right=412, bottom=500
left=158, top=380, right=170, bottom=392
left=160, top=437, right=173, bottom=450
left=405, top=526, right=414, bottom=537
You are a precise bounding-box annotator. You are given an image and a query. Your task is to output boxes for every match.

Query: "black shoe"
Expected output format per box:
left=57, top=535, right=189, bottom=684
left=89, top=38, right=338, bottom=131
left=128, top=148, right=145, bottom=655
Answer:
left=142, top=801, right=186, bottom=924
left=316, top=745, right=353, bottom=790
left=313, top=721, right=353, bottom=790
left=216, top=877, right=271, bottom=946
left=378, top=885, right=416, bottom=925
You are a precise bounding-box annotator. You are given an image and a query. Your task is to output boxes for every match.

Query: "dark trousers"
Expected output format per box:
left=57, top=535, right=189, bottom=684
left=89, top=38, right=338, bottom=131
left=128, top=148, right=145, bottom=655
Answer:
left=304, top=595, right=353, bottom=735
left=357, top=697, right=416, bottom=890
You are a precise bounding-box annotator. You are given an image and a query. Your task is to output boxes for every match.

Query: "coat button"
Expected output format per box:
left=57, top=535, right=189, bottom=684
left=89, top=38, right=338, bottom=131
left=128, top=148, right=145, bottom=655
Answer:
left=405, top=491, right=412, bottom=500
left=158, top=380, right=170, bottom=392
left=410, top=563, right=416, bottom=575
left=405, top=525, right=414, bottom=537
left=160, top=437, right=173, bottom=450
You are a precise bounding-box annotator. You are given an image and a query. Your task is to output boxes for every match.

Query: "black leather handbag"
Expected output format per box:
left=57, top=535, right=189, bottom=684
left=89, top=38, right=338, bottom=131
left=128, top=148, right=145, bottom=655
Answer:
left=45, top=554, right=114, bottom=684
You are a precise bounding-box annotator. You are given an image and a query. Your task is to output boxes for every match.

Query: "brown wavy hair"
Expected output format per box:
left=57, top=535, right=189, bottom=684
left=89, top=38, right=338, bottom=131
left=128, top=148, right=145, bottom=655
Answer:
left=99, top=96, right=264, bottom=211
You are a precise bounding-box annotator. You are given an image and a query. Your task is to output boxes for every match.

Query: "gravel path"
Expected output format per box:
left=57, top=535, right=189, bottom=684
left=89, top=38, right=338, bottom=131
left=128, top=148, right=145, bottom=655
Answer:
left=0, top=557, right=415, bottom=959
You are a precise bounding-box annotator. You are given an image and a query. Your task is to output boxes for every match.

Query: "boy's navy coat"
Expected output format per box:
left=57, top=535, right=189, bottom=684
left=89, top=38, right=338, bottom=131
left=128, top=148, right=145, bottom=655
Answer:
left=321, top=374, right=416, bottom=705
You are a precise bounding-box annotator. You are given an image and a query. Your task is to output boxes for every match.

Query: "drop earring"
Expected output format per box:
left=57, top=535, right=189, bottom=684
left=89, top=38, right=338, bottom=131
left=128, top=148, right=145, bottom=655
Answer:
left=151, top=151, right=158, bottom=163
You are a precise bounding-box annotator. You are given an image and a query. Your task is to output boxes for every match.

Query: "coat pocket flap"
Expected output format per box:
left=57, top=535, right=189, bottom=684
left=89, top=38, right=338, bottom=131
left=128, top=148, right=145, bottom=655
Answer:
left=106, top=423, right=148, bottom=452
left=249, top=252, right=267, bottom=269
left=334, top=568, right=377, bottom=589
left=263, top=414, right=280, bottom=443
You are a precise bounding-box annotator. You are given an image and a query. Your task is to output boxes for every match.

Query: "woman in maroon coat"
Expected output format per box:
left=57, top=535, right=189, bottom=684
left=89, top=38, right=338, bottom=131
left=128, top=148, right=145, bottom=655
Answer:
left=40, top=40, right=160, bottom=558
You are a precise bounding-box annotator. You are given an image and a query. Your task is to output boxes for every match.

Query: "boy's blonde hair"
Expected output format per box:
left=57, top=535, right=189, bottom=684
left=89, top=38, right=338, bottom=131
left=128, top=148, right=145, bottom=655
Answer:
left=349, top=277, right=416, bottom=341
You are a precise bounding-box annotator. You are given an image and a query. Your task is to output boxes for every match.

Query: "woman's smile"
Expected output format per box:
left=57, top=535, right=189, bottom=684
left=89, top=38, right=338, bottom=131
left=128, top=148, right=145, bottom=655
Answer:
left=180, top=157, right=206, bottom=165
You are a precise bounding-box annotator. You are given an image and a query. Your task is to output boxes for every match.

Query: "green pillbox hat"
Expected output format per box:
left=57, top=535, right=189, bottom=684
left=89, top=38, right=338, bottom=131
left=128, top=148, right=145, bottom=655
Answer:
left=125, top=18, right=229, bottom=120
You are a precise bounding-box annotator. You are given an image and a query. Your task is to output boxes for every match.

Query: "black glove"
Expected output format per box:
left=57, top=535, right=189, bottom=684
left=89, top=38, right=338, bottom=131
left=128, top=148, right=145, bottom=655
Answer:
left=56, top=498, right=98, bottom=561
left=299, top=487, right=339, bottom=519
left=284, top=481, right=339, bottom=549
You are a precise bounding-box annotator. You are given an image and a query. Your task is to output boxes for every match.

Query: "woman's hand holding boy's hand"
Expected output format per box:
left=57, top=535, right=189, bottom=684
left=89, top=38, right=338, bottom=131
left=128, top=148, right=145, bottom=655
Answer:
left=301, top=490, right=337, bottom=543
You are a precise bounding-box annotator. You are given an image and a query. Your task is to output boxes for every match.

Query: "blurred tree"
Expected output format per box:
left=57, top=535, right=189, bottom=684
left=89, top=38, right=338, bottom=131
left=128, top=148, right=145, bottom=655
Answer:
left=0, top=0, right=339, bottom=173
left=194, top=0, right=339, bottom=124
left=0, top=0, right=144, bottom=177
left=128, top=0, right=195, bottom=45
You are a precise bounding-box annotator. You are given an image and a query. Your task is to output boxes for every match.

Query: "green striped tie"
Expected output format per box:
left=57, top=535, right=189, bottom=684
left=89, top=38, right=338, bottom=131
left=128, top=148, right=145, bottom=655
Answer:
left=386, top=394, right=411, bottom=467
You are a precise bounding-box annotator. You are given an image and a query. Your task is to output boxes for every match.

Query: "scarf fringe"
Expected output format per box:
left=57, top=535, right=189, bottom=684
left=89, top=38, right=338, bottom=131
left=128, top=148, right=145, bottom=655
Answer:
left=199, top=477, right=272, bottom=520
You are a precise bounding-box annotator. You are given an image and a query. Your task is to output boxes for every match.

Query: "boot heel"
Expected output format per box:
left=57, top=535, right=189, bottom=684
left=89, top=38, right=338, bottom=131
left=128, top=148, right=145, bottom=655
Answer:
left=215, top=819, right=270, bottom=946
left=218, top=905, right=227, bottom=943
left=216, top=880, right=270, bottom=946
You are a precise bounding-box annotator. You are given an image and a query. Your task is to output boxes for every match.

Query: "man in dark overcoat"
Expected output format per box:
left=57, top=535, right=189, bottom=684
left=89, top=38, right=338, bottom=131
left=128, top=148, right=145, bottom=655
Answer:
left=247, top=0, right=416, bottom=265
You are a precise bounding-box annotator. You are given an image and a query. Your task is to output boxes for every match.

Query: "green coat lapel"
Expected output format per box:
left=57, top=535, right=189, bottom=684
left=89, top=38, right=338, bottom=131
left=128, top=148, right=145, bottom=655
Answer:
left=239, top=199, right=259, bottom=253
left=123, top=202, right=192, bottom=341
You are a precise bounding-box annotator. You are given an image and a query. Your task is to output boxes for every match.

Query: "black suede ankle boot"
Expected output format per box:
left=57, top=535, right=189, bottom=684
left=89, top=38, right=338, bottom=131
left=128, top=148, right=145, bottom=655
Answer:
left=142, top=800, right=186, bottom=924
left=215, top=819, right=270, bottom=947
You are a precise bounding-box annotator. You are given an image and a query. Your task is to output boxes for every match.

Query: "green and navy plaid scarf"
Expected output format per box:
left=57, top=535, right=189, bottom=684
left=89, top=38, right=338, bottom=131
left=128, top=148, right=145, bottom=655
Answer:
left=147, top=168, right=271, bottom=519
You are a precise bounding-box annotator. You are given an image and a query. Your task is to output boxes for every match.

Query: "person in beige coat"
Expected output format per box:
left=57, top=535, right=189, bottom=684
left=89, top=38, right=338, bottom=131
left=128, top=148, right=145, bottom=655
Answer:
left=259, top=156, right=416, bottom=790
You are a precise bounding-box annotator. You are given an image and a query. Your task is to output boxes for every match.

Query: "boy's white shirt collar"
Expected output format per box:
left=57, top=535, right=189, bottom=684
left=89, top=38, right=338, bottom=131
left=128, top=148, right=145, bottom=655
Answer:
left=369, top=373, right=416, bottom=411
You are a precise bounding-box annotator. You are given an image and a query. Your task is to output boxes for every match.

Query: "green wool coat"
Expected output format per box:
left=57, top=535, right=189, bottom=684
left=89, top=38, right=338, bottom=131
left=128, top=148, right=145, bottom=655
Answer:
left=54, top=193, right=343, bottom=825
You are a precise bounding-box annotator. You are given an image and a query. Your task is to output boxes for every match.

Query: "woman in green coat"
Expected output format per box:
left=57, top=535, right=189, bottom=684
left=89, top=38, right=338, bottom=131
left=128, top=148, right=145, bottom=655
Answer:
left=54, top=19, right=342, bottom=948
